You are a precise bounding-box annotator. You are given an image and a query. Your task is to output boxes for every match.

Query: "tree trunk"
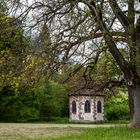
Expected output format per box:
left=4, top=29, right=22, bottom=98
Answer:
left=131, top=17, right=140, bottom=128
left=132, top=85, right=140, bottom=127
left=129, top=85, right=140, bottom=128
left=127, top=85, right=134, bottom=121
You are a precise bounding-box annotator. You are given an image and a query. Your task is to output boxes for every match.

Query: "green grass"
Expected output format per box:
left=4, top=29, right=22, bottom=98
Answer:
left=35, top=127, right=140, bottom=140
left=6, top=117, right=129, bottom=125
left=22, top=117, right=129, bottom=125
left=0, top=123, right=139, bottom=140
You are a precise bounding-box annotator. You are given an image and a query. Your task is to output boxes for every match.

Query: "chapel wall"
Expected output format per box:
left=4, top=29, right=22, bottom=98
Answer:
left=69, top=95, right=104, bottom=121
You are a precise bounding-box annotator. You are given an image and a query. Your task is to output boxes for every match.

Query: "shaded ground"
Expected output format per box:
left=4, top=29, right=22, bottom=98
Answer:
left=0, top=123, right=127, bottom=140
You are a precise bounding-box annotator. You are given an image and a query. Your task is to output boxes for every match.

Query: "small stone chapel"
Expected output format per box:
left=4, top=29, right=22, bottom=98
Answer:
left=69, top=81, right=105, bottom=122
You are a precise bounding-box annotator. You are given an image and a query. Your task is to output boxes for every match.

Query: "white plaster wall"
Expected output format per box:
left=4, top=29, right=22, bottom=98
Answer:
left=69, top=96, right=79, bottom=121
left=69, top=96, right=95, bottom=121
left=95, top=96, right=104, bottom=121
left=79, top=96, right=94, bottom=121
left=69, top=95, right=104, bottom=122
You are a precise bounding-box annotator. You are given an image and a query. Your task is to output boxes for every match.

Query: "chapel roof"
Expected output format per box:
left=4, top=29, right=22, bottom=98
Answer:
left=69, top=79, right=105, bottom=96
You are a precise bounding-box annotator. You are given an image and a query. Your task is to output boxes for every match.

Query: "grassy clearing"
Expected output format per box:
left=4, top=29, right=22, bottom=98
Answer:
left=6, top=117, right=129, bottom=125
left=0, top=123, right=139, bottom=140
left=0, top=123, right=85, bottom=140
left=43, top=127, right=140, bottom=140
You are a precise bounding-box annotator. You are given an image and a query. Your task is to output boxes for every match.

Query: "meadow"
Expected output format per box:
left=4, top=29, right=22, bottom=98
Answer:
left=46, top=127, right=140, bottom=140
left=0, top=123, right=139, bottom=140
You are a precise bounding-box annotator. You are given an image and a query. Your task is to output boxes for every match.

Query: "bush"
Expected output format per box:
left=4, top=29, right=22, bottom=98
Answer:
left=0, top=80, right=68, bottom=122
left=105, top=104, right=130, bottom=120
left=34, top=80, right=68, bottom=120
left=105, top=94, right=130, bottom=121
left=19, top=107, right=39, bottom=121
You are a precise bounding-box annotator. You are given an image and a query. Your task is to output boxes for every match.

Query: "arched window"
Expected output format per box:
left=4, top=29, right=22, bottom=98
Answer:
left=85, top=100, right=91, bottom=113
left=72, top=101, right=76, bottom=113
left=97, top=101, right=102, bottom=113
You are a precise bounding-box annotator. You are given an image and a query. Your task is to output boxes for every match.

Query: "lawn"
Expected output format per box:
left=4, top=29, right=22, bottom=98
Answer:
left=0, top=123, right=85, bottom=140
left=46, top=127, right=140, bottom=140
left=0, top=123, right=139, bottom=140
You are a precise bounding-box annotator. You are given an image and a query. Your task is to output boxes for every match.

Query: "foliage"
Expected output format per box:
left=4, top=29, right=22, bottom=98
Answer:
left=105, top=105, right=129, bottom=121
left=0, top=86, right=38, bottom=121
left=0, top=1, right=135, bottom=124
left=0, top=15, right=30, bottom=91
left=93, top=51, right=122, bottom=82
left=0, top=80, right=68, bottom=122
left=105, top=94, right=130, bottom=121
left=0, top=13, right=68, bottom=122
left=34, top=80, right=68, bottom=120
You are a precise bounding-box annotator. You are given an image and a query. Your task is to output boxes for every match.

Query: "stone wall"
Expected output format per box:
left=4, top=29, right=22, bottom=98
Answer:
left=69, top=95, right=104, bottom=121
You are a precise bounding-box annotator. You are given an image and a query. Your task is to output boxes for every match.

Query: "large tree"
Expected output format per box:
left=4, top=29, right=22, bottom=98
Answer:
left=7, top=0, right=140, bottom=127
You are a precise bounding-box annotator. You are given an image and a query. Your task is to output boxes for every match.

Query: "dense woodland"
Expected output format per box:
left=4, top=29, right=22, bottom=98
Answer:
left=0, top=0, right=140, bottom=127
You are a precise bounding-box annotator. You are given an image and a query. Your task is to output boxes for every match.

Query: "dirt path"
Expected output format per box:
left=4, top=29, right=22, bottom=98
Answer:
left=0, top=123, right=127, bottom=128
left=41, top=123, right=127, bottom=128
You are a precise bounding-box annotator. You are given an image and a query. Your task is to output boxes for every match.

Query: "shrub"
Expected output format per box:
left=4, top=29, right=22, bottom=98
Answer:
left=19, top=107, right=39, bottom=121
left=105, top=94, right=130, bottom=121
left=0, top=80, right=68, bottom=122
left=105, top=104, right=130, bottom=120
left=34, top=80, right=68, bottom=120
